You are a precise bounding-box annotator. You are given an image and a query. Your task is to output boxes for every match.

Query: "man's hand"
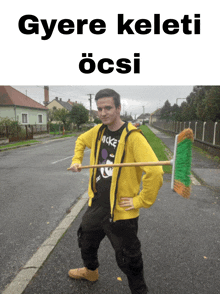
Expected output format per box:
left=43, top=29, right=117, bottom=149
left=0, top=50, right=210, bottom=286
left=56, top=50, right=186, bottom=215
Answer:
left=119, top=197, right=135, bottom=211
left=69, top=163, right=82, bottom=172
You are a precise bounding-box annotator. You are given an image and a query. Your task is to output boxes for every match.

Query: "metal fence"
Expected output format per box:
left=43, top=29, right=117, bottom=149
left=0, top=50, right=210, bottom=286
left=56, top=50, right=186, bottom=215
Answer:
left=152, top=120, right=220, bottom=146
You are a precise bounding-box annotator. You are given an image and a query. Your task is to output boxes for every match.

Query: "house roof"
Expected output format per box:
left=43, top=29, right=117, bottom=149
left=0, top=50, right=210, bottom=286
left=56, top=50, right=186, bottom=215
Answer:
left=137, top=113, right=151, bottom=119
left=67, top=99, right=76, bottom=106
left=57, top=99, right=73, bottom=111
left=0, top=86, right=47, bottom=110
left=49, top=98, right=73, bottom=111
left=150, top=108, right=161, bottom=116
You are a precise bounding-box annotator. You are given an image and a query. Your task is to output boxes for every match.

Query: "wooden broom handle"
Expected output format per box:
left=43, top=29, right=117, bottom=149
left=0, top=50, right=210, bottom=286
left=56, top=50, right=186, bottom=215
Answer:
left=67, top=161, right=171, bottom=170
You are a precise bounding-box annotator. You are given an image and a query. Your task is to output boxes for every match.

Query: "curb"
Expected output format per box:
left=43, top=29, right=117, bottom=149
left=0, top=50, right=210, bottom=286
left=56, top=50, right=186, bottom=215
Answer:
left=0, top=142, right=40, bottom=152
left=2, top=192, right=89, bottom=294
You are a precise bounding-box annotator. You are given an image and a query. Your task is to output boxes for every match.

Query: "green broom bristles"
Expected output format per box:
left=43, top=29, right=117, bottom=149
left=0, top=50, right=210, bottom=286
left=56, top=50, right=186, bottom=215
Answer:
left=175, top=139, right=192, bottom=186
left=173, top=128, right=194, bottom=198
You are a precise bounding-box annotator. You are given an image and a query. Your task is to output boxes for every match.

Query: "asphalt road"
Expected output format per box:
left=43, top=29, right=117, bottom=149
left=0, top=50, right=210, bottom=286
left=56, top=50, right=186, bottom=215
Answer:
left=22, top=180, right=220, bottom=294
left=1, top=133, right=220, bottom=294
left=0, top=137, right=90, bottom=292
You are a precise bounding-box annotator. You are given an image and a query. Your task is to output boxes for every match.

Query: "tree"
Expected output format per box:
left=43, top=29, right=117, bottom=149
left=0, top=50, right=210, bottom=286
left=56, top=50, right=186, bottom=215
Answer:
left=195, top=86, right=212, bottom=121
left=171, top=103, right=181, bottom=121
left=160, top=100, right=172, bottom=121
left=69, top=103, right=89, bottom=130
left=204, top=86, right=220, bottom=121
left=94, top=117, right=102, bottom=124
left=53, top=108, right=70, bottom=128
left=157, top=86, right=220, bottom=123
left=184, top=90, right=197, bottom=121
left=0, top=117, right=22, bottom=137
left=48, top=108, right=56, bottom=122
left=180, top=101, right=193, bottom=121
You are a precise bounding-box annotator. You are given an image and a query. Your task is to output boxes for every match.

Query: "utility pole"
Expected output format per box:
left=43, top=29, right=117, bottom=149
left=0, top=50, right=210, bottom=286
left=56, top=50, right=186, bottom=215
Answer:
left=87, top=94, right=94, bottom=121
left=142, top=106, right=145, bottom=114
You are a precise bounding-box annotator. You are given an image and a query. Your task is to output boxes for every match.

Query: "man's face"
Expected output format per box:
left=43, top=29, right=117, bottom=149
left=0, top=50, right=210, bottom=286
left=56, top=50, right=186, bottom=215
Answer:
left=97, top=97, right=121, bottom=127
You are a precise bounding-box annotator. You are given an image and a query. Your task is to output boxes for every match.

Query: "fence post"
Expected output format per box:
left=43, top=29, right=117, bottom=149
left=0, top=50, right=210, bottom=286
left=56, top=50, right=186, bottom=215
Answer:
left=189, top=121, right=191, bottom=129
left=202, top=122, right=206, bottom=141
left=25, top=125, right=28, bottom=139
left=195, top=122, right=198, bottom=139
left=176, top=121, right=179, bottom=133
left=6, top=126, right=9, bottom=138
left=213, top=122, right=218, bottom=145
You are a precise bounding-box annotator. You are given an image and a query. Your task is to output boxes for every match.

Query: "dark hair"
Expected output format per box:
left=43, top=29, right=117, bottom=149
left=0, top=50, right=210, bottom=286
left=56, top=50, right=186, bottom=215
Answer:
left=95, top=88, right=121, bottom=108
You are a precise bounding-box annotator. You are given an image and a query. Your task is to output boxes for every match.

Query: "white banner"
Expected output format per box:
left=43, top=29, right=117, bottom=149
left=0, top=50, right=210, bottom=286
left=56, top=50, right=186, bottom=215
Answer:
left=1, top=0, right=219, bottom=84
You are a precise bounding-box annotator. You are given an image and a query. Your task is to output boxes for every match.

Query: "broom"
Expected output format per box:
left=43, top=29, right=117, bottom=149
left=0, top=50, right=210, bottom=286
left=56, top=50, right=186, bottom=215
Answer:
left=67, top=128, right=194, bottom=199
left=170, top=128, right=193, bottom=198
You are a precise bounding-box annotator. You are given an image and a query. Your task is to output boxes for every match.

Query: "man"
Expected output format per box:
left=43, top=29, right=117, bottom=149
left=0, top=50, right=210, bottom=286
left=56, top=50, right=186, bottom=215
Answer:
left=68, top=88, right=163, bottom=294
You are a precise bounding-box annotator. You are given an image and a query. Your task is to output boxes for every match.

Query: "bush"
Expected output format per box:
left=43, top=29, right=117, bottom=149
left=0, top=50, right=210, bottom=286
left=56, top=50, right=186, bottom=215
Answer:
left=48, top=123, right=60, bottom=133
left=0, top=117, right=22, bottom=137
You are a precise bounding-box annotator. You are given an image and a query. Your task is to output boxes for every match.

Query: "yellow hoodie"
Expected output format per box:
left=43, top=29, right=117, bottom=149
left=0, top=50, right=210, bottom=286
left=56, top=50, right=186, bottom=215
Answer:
left=71, top=122, right=163, bottom=222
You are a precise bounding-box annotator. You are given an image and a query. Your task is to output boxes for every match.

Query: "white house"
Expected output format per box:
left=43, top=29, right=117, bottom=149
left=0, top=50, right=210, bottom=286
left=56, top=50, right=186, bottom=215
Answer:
left=137, top=113, right=151, bottom=123
left=0, top=86, right=48, bottom=125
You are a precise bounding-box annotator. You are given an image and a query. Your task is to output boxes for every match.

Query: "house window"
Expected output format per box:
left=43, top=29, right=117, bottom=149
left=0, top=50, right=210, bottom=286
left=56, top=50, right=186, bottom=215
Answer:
left=38, top=114, right=43, bottom=124
left=22, top=113, right=28, bottom=124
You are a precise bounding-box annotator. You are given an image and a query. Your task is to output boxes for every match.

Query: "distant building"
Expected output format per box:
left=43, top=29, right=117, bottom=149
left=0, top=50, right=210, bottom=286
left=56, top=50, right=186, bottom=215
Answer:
left=0, top=86, right=48, bottom=125
left=43, top=86, right=77, bottom=111
left=120, top=114, right=133, bottom=122
left=67, top=99, right=77, bottom=106
left=149, top=108, right=162, bottom=124
left=137, top=113, right=151, bottom=123
left=47, top=97, right=75, bottom=112
left=44, top=86, right=100, bottom=122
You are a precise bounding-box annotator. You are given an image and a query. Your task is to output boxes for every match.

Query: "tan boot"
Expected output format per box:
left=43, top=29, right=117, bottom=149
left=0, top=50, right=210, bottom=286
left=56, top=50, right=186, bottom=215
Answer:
left=68, top=267, right=99, bottom=282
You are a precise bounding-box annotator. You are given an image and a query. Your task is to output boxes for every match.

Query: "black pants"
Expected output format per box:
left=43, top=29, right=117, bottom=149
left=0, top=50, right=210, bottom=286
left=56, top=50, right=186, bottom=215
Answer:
left=77, top=204, right=148, bottom=294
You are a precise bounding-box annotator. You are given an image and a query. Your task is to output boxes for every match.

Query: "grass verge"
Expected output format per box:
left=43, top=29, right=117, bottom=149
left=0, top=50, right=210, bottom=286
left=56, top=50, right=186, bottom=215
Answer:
left=60, top=134, right=77, bottom=138
left=139, top=125, right=172, bottom=173
left=50, top=132, right=60, bottom=135
left=0, top=140, right=39, bottom=149
left=50, top=134, right=77, bottom=140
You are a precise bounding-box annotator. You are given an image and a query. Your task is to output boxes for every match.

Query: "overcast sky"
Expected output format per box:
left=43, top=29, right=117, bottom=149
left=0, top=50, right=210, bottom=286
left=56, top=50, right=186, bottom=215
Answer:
left=12, top=85, right=194, bottom=118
